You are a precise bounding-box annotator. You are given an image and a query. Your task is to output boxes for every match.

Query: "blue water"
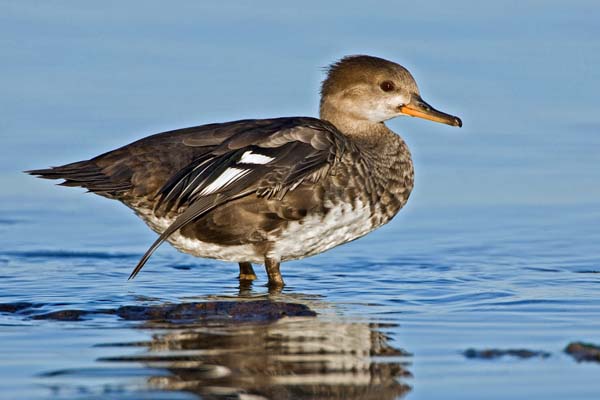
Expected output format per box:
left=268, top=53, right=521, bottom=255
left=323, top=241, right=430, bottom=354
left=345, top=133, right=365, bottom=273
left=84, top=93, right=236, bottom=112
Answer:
left=2, top=204, right=599, bottom=399
left=1, top=1, right=600, bottom=399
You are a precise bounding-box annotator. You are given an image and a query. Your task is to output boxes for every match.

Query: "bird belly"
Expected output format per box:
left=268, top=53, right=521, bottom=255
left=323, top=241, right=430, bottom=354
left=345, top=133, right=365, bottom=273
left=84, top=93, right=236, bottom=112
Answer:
left=268, top=200, right=375, bottom=261
left=134, top=200, right=376, bottom=264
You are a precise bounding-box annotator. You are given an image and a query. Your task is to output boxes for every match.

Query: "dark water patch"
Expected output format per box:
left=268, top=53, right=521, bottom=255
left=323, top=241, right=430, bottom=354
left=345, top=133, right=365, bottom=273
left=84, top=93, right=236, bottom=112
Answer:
left=94, top=340, right=152, bottom=348
left=40, top=367, right=168, bottom=378
left=525, top=266, right=562, bottom=273
left=341, top=258, right=444, bottom=271
left=1, top=249, right=138, bottom=259
left=0, top=217, right=23, bottom=225
left=483, top=298, right=565, bottom=307
left=575, top=270, right=600, bottom=274
left=396, top=278, right=469, bottom=285
left=132, top=295, right=163, bottom=302
left=170, top=264, right=194, bottom=271
left=464, top=348, right=551, bottom=360
left=98, top=354, right=219, bottom=363
left=33, top=309, right=92, bottom=321
left=28, top=300, right=316, bottom=323
left=114, top=300, right=316, bottom=322
left=0, top=301, right=43, bottom=314
left=416, top=291, right=513, bottom=306
left=565, top=342, right=600, bottom=362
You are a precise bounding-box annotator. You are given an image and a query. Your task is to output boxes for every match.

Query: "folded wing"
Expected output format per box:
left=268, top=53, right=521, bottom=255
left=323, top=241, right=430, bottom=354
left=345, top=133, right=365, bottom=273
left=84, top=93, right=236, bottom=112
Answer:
left=129, top=117, right=348, bottom=279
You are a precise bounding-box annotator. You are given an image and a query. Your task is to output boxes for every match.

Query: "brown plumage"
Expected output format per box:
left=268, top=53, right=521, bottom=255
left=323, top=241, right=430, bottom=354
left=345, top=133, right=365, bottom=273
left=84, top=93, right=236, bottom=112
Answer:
left=28, top=55, right=461, bottom=287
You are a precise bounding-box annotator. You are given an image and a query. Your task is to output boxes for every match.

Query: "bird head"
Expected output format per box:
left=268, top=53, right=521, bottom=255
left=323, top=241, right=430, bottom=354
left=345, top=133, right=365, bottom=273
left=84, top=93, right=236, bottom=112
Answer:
left=320, top=55, right=462, bottom=128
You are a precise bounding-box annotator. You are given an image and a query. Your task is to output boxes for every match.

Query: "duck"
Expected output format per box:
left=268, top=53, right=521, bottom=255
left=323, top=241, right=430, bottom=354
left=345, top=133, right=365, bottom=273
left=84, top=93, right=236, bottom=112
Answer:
left=28, top=55, right=462, bottom=288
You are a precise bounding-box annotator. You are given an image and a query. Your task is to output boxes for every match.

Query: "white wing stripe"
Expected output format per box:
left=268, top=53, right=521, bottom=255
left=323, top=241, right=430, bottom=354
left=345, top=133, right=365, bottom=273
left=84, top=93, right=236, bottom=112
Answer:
left=178, top=165, right=213, bottom=199
left=239, top=150, right=274, bottom=164
left=199, top=167, right=248, bottom=195
left=162, top=157, right=212, bottom=202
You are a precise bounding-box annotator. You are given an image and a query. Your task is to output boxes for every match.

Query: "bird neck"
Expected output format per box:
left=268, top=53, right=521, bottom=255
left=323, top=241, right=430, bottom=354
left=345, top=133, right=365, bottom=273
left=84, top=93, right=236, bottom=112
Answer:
left=320, top=102, right=397, bottom=150
left=320, top=103, right=414, bottom=225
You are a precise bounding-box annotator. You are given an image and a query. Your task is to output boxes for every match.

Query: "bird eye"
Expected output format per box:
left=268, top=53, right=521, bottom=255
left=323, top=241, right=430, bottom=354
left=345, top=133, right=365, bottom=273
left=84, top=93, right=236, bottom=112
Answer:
left=380, top=81, right=395, bottom=92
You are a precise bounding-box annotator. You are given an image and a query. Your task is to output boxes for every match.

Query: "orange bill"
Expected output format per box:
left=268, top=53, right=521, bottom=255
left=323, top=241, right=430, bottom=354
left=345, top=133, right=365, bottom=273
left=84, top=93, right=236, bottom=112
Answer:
left=399, top=95, right=462, bottom=127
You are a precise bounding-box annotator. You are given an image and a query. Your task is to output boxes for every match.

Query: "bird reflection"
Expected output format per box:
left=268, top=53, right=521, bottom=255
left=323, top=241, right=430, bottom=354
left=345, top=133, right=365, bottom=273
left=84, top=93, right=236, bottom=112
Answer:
left=100, top=295, right=412, bottom=399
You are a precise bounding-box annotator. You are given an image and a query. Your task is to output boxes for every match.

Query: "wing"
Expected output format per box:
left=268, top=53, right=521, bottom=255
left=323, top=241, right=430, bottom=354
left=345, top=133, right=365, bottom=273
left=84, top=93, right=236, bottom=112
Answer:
left=26, top=118, right=287, bottom=201
left=129, top=117, right=348, bottom=279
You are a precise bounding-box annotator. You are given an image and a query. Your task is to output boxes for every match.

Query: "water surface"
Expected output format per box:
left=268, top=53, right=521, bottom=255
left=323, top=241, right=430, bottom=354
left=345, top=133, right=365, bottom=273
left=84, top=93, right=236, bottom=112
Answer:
left=1, top=204, right=599, bottom=399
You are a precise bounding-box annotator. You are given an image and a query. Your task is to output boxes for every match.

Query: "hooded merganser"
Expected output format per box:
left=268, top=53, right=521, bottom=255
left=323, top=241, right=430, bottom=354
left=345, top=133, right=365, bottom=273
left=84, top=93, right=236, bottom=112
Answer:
left=28, top=55, right=462, bottom=287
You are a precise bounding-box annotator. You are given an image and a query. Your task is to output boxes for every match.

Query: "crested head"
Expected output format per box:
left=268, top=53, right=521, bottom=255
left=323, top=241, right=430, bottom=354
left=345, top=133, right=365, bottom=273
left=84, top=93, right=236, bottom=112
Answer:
left=321, top=55, right=419, bottom=100
left=319, top=55, right=461, bottom=132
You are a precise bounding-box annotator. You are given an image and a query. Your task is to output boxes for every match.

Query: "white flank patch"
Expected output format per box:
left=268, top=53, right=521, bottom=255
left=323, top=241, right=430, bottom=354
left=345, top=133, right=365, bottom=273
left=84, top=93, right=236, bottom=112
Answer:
left=133, top=199, right=378, bottom=265
left=199, top=167, right=249, bottom=195
left=268, top=200, right=376, bottom=262
left=239, top=150, right=274, bottom=164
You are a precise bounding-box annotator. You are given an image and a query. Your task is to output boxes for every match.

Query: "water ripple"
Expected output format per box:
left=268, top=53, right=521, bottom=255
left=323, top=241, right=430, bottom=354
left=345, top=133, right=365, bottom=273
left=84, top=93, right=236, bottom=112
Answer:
left=2, top=250, right=138, bottom=260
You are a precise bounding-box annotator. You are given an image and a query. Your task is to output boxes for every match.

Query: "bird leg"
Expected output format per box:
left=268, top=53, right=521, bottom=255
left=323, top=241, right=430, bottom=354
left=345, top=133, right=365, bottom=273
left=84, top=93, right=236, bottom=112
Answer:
left=238, top=262, right=257, bottom=281
left=265, top=258, right=284, bottom=288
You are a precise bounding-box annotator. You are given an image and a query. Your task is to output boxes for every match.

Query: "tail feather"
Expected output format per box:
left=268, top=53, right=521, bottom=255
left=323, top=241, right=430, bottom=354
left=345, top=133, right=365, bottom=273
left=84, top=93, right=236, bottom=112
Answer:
left=26, top=160, right=131, bottom=196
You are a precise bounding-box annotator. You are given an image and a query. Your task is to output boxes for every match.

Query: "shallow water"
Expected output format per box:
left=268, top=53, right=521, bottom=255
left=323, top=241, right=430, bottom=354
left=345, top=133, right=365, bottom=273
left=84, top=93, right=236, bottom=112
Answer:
left=1, top=203, right=599, bottom=399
